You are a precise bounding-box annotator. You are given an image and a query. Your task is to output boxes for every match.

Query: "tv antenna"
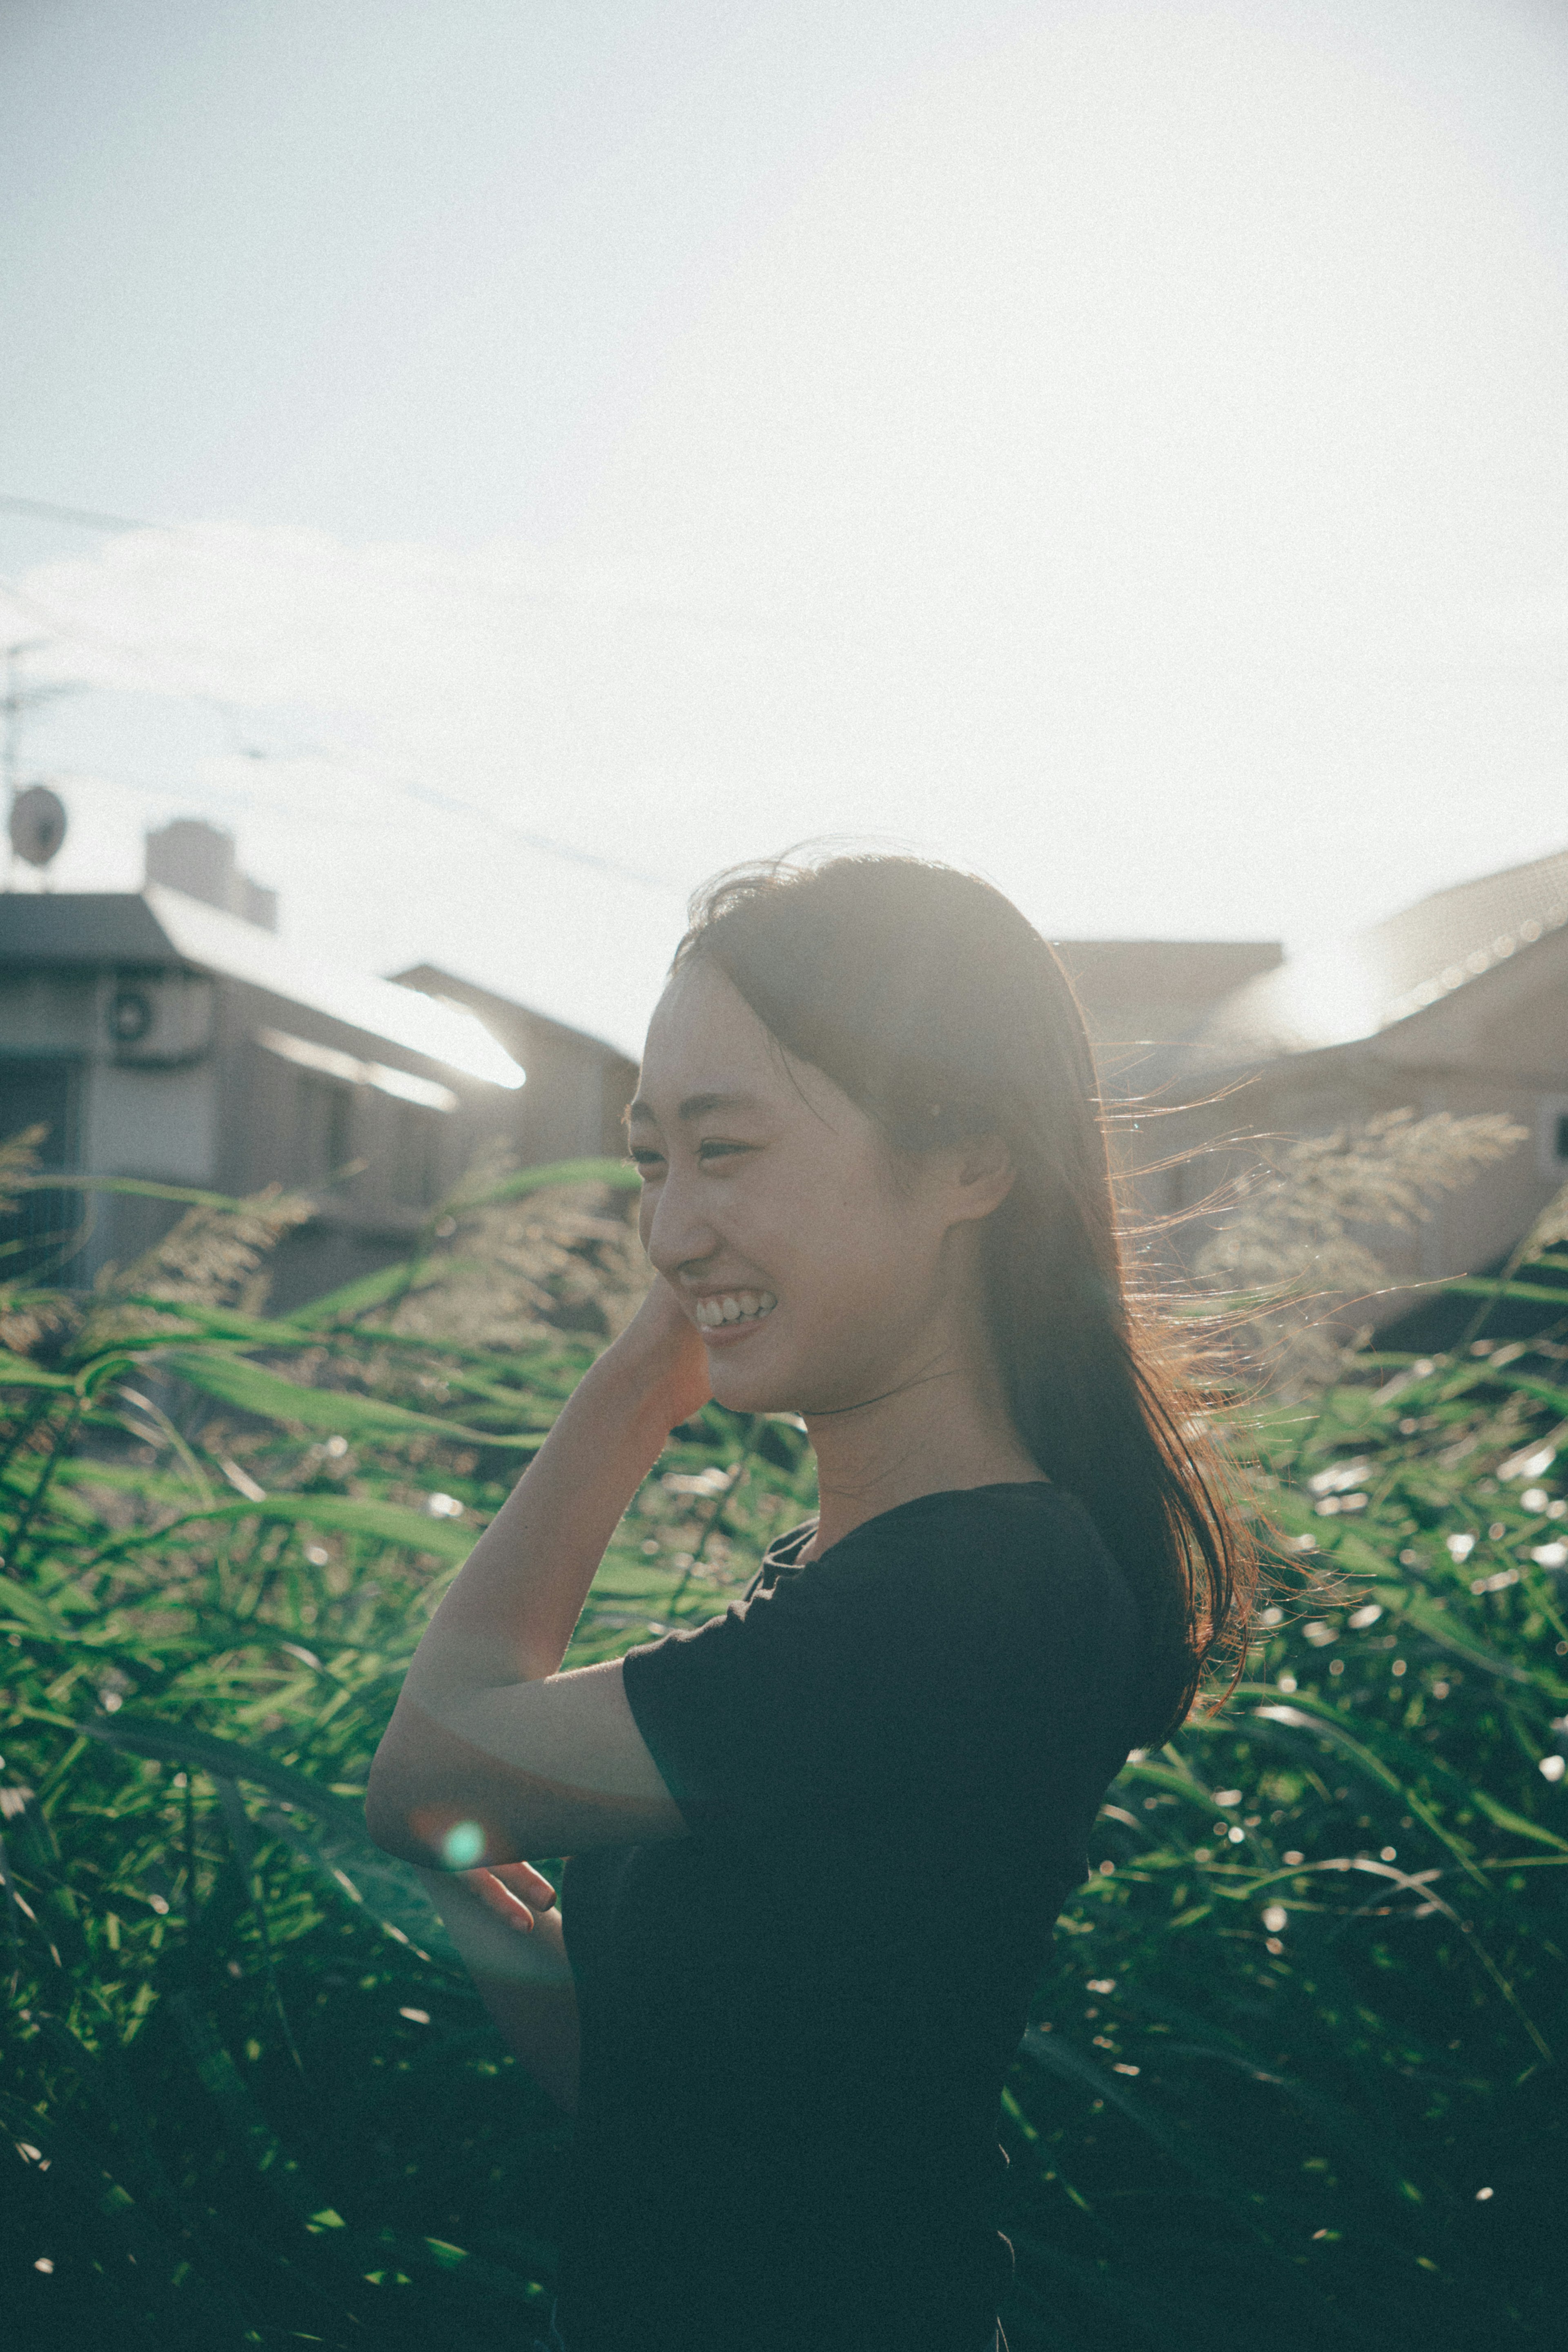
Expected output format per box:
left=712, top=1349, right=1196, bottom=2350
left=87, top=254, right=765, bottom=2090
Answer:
left=4, top=638, right=79, bottom=886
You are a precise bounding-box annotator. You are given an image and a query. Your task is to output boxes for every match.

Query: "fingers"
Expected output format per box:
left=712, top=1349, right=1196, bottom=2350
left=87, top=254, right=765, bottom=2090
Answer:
left=489, top=1858, right=558, bottom=1911
left=460, top=1861, right=558, bottom=1934
left=463, top=1868, right=535, bottom=1931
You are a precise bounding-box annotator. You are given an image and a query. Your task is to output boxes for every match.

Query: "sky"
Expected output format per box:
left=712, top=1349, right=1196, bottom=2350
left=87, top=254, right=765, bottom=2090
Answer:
left=1, top=0, right=1564, bottom=1057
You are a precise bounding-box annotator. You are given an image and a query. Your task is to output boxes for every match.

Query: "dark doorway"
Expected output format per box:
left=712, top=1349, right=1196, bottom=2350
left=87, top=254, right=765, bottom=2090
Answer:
left=0, top=1057, right=85, bottom=1280
left=296, top=1070, right=354, bottom=1184
left=391, top=1100, right=441, bottom=1206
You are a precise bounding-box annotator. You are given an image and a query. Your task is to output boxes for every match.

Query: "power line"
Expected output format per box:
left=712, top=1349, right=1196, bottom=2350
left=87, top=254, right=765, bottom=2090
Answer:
left=0, top=582, right=686, bottom=898
left=3, top=638, right=80, bottom=794
left=0, top=492, right=161, bottom=534
left=0, top=546, right=691, bottom=895
left=0, top=492, right=726, bottom=897
left=374, top=764, right=683, bottom=896
left=0, top=488, right=822, bottom=640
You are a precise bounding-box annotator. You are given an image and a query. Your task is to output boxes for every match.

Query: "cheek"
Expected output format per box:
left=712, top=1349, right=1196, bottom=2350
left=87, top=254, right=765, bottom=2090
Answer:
left=774, top=1160, right=923, bottom=1305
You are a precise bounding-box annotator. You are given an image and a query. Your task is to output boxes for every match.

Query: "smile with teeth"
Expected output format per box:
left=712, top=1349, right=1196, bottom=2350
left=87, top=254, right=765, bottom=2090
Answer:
left=693, top=1290, right=777, bottom=1330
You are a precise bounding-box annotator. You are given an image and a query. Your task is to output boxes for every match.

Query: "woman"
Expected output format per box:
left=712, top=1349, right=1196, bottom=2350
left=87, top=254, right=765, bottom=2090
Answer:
left=366, top=852, right=1254, bottom=2352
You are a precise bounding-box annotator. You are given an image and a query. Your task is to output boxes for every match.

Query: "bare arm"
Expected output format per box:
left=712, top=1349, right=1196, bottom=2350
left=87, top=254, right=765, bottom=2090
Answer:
left=366, top=1280, right=711, bottom=1867
left=416, top=1864, right=581, bottom=2116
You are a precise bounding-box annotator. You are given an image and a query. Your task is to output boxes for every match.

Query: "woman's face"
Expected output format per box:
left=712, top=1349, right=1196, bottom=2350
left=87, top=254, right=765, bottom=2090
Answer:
left=629, top=957, right=985, bottom=1418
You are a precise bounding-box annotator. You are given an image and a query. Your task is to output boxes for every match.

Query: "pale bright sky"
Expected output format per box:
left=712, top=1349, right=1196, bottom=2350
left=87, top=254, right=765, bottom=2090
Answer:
left=2, top=0, right=1564, bottom=1056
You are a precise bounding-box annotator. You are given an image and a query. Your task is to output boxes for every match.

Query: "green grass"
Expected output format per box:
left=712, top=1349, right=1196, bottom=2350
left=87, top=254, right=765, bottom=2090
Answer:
left=1, top=1173, right=1564, bottom=2349
left=1000, top=1336, right=1568, bottom=2350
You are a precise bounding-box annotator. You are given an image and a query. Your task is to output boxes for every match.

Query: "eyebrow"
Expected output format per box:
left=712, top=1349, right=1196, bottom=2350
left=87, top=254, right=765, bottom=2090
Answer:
left=625, top=1089, right=765, bottom=1127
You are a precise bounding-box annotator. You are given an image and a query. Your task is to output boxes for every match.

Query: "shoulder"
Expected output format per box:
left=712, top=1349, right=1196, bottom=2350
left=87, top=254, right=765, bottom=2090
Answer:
left=826, top=1480, right=1127, bottom=1590
left=619, top=1481, right=1145, bottom=1824
left=768, top=1481, right=1140, bottom=1651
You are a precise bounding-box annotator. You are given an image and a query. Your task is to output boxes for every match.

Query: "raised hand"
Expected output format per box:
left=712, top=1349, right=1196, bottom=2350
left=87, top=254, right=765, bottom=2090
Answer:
left=612, top=1271, right=713, bottom=1429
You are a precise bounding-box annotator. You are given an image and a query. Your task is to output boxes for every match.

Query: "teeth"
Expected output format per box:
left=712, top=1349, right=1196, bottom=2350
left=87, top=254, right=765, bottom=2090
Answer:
left=695, top=1291, right=777, bottom=1329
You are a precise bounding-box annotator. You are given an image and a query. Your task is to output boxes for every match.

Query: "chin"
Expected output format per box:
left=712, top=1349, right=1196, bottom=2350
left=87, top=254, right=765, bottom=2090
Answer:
left=706, top=1361, right=789, bottom=1417
left=703, top=1336, right=796, bottom=1419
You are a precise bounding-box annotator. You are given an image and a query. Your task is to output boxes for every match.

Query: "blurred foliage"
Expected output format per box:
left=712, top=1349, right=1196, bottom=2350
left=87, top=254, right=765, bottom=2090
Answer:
left=1, top=1137, right=1566, bottom=2348
left=1002, top=1296, right=1568, bottom=2352
left=1189, top=1106, right=1529, bottom=1391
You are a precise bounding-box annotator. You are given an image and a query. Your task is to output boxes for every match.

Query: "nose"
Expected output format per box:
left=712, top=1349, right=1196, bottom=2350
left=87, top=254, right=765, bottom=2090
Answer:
left=642, top=1157, right=721, bottom=1283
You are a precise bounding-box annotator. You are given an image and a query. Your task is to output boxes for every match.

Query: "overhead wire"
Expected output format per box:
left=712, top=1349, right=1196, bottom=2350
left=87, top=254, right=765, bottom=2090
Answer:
left=0, top=492, right=165, bottom=534
left=0, top=496, right=689, bottom=898
left=0, top=489, right=821, bottom=640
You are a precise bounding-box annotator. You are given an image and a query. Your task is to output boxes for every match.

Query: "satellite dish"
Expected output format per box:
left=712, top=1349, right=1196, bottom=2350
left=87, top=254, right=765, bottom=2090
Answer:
left=9, top=784, right=68, bottom=870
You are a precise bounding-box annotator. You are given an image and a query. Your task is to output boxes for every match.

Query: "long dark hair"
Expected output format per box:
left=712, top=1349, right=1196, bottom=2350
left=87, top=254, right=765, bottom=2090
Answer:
left=671, top=850, right=1256, bottom=1746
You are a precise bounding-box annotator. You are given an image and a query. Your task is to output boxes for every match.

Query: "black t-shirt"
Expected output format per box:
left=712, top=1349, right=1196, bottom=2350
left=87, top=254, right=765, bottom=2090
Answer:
left=555, top=1481, right=1145, bottom=2352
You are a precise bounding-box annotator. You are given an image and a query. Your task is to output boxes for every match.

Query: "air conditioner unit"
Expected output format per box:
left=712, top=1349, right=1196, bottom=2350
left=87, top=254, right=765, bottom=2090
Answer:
left=103, top=971, right=216, bottom=1067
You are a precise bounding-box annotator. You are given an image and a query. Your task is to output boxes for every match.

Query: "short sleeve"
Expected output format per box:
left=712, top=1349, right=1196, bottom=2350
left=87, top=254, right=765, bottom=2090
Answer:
left=619, top=1489, right=1140, bottom=1843
left=620, top=1550, right=902, bottom=1834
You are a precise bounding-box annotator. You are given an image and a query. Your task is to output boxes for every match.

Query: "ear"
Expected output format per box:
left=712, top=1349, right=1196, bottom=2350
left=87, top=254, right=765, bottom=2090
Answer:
left=943, top=1130, right=1016, bottom=1226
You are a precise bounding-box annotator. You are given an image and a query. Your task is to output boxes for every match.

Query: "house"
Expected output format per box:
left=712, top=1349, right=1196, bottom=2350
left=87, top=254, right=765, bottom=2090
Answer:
left=145, top=815, right=280, bottom=932
left=390, top=964, right=637, bottom=1169
left=7, top=804, right=1558, bottom=1327
left=1141, top=844, right=1568, bottom=1309
left=0, top=821, right=630, bottom=1311
left=1051, top=938, right=1285, bottom=1095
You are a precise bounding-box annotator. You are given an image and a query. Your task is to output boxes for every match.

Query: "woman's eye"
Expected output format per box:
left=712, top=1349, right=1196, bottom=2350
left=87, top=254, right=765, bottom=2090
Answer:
left=697, top=1140, right=751, bottom=1164
left=629, top=1150, right=664, bottom=1177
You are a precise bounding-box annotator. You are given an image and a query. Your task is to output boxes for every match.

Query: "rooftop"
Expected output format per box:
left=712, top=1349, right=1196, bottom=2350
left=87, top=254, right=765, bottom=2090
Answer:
left=392, top=962, right=633, bottom=1068
left=1193, top=843, right=1568, bottom=1059
left=0, top=887, right=525, bottom=1088
left=1051, top=939, right=1283, bottom=1039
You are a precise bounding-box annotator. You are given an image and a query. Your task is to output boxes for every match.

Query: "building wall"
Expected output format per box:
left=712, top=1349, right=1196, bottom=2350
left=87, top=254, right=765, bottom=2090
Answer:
left=2, top=916, right=641, bottom=1312
left=0, top=1000, right=88, bottom=1277
left=1353, top=927, right=1568, bottom=1294
left=388, top=967, right=638, bottom=1168
left=0, top=965, right=223, bottom=1280
left=205, top=979, right=513, bottom=1311
left=0, top=968, right=100, bottom=1057
left=1059, top=940, right=1285, bottom=1062
left=0, top=959, right=523, bottom=1305
left=499, top=1020, right=626, bottom=1165
left=86, top=1062, right=217, bottom=1184
left=1128, top=929, right=1568, bottom=1321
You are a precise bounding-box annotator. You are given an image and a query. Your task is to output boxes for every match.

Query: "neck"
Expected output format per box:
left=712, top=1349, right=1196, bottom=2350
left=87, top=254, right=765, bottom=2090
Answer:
left=801, top=1330, right=1042, bottom=1560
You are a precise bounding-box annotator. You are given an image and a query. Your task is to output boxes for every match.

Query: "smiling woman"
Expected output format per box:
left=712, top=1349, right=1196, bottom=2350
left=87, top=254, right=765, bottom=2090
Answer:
left=365, top=849, right=1257, bottom=2352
